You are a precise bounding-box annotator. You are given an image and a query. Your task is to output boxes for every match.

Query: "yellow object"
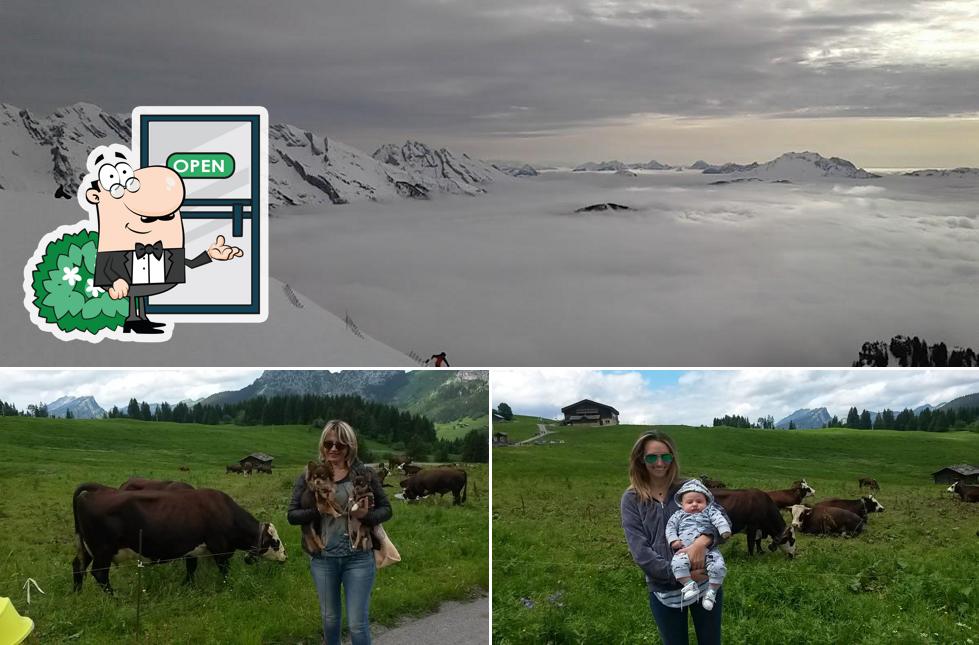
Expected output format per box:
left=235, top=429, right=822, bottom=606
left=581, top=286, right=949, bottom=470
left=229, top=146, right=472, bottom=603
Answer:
left=0, top=597, right=33, bottom=645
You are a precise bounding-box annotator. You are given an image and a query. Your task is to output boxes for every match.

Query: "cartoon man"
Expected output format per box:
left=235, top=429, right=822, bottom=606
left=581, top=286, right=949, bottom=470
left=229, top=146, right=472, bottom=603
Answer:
left=84, top=145, right=243, bottom=334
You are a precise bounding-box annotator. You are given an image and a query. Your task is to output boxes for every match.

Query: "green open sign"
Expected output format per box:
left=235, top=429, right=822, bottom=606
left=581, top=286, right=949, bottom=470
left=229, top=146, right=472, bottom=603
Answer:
left=166, top=152, right=235, bottom=178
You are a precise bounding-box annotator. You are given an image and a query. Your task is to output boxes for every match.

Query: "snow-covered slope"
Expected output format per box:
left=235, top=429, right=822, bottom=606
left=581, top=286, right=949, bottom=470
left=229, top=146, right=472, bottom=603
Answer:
left=729, top=152, right=878, bottom=180
left=573, top=160, right=629, bottom=172
left=268, top=123, right=428, bottom=207
left=0, top=102, right=498, bottom=208
left=904, top=167, right=979, bottom=178
left=373, top=140, right=506, bottom=195
left=629, top=160, right=675, bottom=170
left=493, top=162, right=539, bottom=177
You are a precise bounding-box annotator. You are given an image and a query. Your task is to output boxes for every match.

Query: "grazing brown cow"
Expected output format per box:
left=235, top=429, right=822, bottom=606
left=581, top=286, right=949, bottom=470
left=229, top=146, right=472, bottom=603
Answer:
left=178, top=466, right=190, bottom=472
left=371, top=464, right=392, bottom=487
left=255, top=463, right=273, bottom=474
left=765, top=479, right=815, bottom=509
left=717, top=489, right=796, bottom=557
left=812, top=496, right=884, bottom=518
left=699, top=474, right=727, bottom=489
left=72, top=484, right=286, bottom=593
left=119, top=478, right=194, bottom=491
left=947, top=481, right=979, bottom=502
left=790, top=504, right=865, bottom=536
left=388, top=454, right=411, bottom=468
left=226, top=464, right=244, bottom=474
left=858, top=477, right=880, bottom=493
left=400, top=467, right=467, bottom=505
left=399, top=463, right=423, bottom=476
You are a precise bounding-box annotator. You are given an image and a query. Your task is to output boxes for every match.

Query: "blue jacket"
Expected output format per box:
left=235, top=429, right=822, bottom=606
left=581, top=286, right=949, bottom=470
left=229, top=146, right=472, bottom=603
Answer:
left=620, top=482, right=730, bottom=593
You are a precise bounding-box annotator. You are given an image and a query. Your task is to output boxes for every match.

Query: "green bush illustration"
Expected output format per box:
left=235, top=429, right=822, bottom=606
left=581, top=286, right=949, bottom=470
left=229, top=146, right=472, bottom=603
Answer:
left=29, top=229, right=128, bottom=334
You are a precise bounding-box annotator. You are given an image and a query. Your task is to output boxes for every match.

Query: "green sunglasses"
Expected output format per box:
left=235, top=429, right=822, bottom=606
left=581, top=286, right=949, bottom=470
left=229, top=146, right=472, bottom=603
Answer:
left=644, top=453, right=674, bottom=464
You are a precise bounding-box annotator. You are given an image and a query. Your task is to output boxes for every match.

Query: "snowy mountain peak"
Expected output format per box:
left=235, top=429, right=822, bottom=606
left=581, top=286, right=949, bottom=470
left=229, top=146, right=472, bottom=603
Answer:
left=372, top=140, right=505, bottom=195
left=775, top=407, right=831, bottom=429
left=738, top=151, right=878, bottom=180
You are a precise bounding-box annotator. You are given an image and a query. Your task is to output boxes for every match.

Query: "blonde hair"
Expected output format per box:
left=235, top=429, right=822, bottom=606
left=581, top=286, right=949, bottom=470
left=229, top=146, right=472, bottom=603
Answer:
left=627, top=430, right=680, bottom=503
left=319, top=419, right=359, bottom=468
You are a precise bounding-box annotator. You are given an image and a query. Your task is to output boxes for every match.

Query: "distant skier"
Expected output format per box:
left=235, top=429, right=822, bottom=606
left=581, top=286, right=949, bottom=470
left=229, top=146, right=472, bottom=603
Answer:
left=424, top=352, right=450, bottom=367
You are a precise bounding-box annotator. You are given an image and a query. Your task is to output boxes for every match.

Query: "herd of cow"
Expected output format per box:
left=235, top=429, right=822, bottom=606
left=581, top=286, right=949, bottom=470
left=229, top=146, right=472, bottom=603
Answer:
left=698, top=473, right=978, bottom=559
left=375, top=457, right=469, bottom=506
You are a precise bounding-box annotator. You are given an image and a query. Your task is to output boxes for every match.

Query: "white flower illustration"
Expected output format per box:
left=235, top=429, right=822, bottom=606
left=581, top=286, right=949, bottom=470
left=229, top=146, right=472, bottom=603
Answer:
left=85, top=278, right=102, bottom=297
left=62, top=266, right=81, bottom=287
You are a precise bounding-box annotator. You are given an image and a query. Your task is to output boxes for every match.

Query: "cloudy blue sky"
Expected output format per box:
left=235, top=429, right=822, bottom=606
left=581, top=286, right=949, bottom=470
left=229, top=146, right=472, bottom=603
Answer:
left=492, top=369, right=979, bottom=425
left=0, top=369, right=264, bottom=409
left=2, top=1, right=978, bottom=166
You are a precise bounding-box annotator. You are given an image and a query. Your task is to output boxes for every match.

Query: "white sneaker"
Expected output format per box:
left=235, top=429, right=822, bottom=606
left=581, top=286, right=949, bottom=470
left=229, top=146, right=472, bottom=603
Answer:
left=681, top=580, right=700, bottom=601
left=702, top=588, right=717, bottom=611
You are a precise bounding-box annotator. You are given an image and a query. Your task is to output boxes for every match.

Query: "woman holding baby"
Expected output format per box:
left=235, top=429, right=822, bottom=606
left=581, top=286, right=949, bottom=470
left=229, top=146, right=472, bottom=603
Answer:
left=620, top=430, right=728, bottom=645
left=287, top=419, right=392, bottom=645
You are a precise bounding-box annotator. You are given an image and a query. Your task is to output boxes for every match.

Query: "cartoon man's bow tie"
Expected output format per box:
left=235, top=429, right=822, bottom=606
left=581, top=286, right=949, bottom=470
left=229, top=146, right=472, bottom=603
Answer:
left=134, top=241, right=164, bottom=260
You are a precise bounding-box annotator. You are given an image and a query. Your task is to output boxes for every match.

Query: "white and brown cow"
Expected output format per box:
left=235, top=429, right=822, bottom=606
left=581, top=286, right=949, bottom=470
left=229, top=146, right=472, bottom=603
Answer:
left=717, top=488, right=796, bottom=557
left=947, top=481, right=979, bottom=502
left=765, top=479, right=816, bottom=509
left=790, top=504, right=865, bottom=536
left=812, top=496, right=884, bottom=518
left=72, top=483, right=286, bottom=593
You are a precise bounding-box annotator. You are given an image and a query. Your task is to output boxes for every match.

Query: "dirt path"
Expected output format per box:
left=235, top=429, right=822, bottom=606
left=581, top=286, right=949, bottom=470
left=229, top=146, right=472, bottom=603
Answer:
left=371, top=596, right=488, bottom=644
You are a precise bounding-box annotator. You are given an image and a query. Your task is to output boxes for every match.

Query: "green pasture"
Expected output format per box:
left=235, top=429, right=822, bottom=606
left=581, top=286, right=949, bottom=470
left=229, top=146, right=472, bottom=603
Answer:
left=436, top=415, right=489, bottom=442
left=492, top=423, right=979, bottom=645
left=0, top=417, right=488, bottom=644
left=493, top=415, right=555, bottom=444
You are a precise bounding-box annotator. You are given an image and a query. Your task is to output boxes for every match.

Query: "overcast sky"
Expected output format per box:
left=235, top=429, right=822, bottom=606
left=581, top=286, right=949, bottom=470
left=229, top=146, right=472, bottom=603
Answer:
left=3, top=1, right=978, bottom=166
left=492, top=369, right=979, bottom=425
left=0, top=369, right=263, bottom=409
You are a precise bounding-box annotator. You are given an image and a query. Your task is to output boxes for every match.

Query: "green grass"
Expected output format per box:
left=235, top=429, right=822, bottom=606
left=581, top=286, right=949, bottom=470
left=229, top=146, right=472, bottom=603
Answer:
left=493, top=415, right=556, bottom=443
left=0, top=417, right=488, bottom=644
left=436, top=415, right=489, bottom=441
left=492, top=423, right=979, bottom=645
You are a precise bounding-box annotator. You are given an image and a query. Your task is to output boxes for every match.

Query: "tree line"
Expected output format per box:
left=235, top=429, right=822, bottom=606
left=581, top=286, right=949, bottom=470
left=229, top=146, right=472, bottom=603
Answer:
left=854, top=335, right=977, bottom=367
left=0, top=394, right=489, bottom=463
left=713, top=406, right=979, bottom=432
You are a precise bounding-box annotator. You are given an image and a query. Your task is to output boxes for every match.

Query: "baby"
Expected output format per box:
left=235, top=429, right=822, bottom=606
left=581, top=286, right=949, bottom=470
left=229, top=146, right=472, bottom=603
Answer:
left=665, top=479, right=732, bottom=610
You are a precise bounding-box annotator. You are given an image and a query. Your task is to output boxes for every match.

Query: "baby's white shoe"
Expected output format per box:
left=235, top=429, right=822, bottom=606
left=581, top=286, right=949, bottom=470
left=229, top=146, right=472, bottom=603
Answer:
left=681, top=580, right=700, bottom=601
left=701, top=588, right=717, bottom=611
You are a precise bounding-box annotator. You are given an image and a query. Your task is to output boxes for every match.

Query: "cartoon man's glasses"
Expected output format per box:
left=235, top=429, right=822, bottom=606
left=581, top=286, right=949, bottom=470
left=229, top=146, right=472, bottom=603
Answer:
left=644, top=453, right=674, bottom=464
left=98, top=161, right=140, bottom=199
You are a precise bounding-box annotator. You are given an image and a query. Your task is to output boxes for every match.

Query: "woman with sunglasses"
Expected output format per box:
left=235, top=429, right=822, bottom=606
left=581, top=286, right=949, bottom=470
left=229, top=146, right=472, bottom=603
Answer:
left=620, top=431, right=729, bottom=645
left=288, top=420, right=392, bottom=645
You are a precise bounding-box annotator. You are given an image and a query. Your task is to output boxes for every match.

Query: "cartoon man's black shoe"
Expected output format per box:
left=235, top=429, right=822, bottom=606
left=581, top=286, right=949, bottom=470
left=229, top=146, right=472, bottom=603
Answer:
left=123, top=320, right=165, bottom=334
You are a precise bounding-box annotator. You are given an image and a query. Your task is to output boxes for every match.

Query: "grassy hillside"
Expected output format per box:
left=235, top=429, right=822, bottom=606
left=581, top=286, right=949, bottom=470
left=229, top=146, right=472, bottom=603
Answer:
left=397, top=372, right=489, bottom=423
left=492, top=423, right=979, bottom=644
left=492, top=415, right=556, bottom=443
left=437, top=416, right=489, bottom=442
left=0, top=417, right=488, bottom=644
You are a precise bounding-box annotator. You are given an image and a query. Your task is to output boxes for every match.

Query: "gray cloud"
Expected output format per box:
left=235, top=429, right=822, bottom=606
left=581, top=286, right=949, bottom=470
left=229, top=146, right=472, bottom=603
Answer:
left=3, top=0, right=977, bottom=158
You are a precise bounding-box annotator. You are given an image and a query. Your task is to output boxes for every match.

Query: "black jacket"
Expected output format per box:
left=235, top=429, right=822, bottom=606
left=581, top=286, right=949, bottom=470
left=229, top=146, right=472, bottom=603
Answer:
left=287, top=461, right=392, bottom=556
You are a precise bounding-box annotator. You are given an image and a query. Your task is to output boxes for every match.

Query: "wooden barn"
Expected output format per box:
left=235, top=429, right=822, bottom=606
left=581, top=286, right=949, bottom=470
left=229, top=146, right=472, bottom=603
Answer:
left=240, top=452, right=274, bottom=470
left=561, top=399, right=619, bottom=426
left=932, top=464, right=979, bottom=485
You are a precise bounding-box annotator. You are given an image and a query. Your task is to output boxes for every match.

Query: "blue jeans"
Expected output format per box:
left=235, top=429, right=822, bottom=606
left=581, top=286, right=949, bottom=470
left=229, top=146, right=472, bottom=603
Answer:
left=309, top=550, right=376, bottom=645
left=648, top=587, right=723, bottom=645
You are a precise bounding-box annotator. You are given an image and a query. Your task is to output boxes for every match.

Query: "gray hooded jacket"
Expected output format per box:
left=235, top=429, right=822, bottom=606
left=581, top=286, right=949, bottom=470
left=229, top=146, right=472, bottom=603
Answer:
left=665, top=479, right=731, bottom=547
